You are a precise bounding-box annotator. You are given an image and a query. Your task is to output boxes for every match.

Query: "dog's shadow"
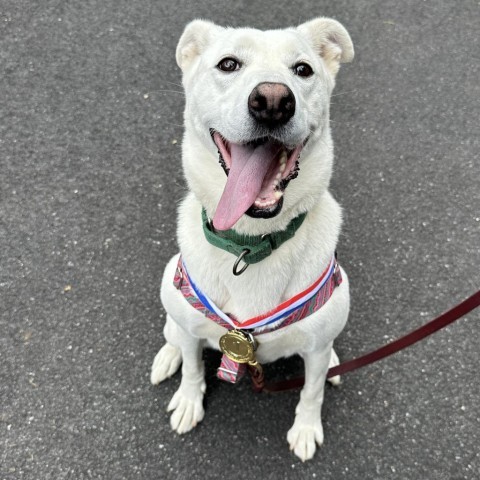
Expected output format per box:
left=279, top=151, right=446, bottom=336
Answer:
left=200, top=349, right=302, bottom=435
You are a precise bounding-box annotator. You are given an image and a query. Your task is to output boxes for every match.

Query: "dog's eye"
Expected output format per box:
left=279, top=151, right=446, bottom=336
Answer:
left=217, top=57, right=241, bottom=72
left=293, top=62, right=314, bottom=77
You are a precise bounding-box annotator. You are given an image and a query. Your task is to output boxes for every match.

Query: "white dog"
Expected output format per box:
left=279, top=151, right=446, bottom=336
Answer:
left=151, top=17, right=354, bottom=461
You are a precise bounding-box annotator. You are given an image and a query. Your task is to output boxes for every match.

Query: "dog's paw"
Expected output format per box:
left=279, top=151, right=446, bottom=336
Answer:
left=287, top=417, right=324, bottom=462
left=167, top=383, right=206, bottom=434
left=150, top=343, right=182, bottom=385
left=327, top=348, right=341, bottom=386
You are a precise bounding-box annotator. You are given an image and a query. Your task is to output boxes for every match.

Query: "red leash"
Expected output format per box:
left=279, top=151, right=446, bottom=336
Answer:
left=262, top=290, right=480, bottom=393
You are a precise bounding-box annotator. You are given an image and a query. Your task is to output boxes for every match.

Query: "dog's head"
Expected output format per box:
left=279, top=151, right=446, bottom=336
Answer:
left=176, top=18, right=353, bottom=233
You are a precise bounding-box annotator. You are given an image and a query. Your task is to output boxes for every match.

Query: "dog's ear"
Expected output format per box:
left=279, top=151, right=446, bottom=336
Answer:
left=176, top=19, right=221, bottom=71
left=297, top=17, right=354, bottom=78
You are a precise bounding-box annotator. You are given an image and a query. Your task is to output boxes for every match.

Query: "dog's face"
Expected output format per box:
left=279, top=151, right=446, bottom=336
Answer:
left=176, top=18, right=353, bottom=232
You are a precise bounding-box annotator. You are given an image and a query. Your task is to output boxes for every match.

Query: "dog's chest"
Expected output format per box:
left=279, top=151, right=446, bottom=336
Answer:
left=199, top=259, right=317, bottom=322
left=219, top=271, right=291, bottom=320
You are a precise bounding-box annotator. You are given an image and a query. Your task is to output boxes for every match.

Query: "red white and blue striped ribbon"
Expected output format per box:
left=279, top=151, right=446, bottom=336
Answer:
left=182, top=256, right=336, bottom=330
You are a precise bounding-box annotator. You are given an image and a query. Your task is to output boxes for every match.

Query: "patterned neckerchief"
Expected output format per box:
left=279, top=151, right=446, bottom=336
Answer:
left=173, top=255, right=342, bottom=382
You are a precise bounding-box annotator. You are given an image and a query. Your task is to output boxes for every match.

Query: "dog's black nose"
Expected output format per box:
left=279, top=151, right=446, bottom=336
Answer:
left=248, top=82, right=295, bottom=127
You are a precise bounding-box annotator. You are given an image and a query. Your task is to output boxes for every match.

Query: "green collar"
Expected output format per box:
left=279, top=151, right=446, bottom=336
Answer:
left=201, top=208, right=307, bottom=267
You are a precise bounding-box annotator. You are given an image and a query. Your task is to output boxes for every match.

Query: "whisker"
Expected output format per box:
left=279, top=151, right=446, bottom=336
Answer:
left=331, top=90, right=358, bottom=97
left=147, top=89, right=185, bottom=95
left=164, top=80, right=184, bottom=89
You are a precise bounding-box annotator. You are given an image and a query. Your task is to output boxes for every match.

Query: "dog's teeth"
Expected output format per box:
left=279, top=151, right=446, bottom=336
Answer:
left=274, top=191, right=283, bottom=200
left=275, top=172, right=282, bottom=181
left=279, top=150, right=287, bottom=164
left=255, top=197, right=278, bottom=208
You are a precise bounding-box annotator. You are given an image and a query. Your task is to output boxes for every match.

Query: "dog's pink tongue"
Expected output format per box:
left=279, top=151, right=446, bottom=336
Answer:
left=212, top=142, right=278, bottom=231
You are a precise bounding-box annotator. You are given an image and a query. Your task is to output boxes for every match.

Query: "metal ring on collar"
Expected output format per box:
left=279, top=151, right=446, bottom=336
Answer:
left=233, top=249, right=250, bottom=276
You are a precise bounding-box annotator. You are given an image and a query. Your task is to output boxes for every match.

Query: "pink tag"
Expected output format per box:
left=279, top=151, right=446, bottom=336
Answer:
left=217, top=354, right=247, bottom=383
left=173, top=263, right=183, bottom=289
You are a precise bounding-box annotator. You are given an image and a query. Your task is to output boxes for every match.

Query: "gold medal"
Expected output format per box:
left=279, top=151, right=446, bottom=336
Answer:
left=219, top=330, right=256, bottom=364
left=219, top=330, right=264, bottom=389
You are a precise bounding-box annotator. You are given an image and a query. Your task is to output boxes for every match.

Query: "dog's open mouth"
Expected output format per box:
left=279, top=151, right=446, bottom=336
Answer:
left=211, top=130, right=304, bottom=230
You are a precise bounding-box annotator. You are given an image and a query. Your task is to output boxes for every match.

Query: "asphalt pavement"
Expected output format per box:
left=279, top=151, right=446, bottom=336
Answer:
left=1, top=1, right=479, bottom=479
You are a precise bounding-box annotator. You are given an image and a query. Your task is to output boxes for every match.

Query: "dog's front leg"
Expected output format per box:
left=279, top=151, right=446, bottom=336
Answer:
left=163, top=316, right=206, bottom=434
left=287, top=344, right=333, bottom=462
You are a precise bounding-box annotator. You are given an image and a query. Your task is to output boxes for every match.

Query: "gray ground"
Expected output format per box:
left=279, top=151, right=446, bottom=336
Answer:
left=1, top=1, right=479, bottom=479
